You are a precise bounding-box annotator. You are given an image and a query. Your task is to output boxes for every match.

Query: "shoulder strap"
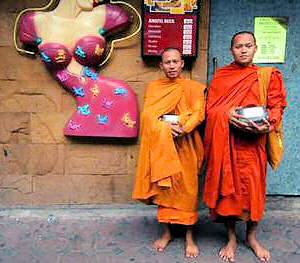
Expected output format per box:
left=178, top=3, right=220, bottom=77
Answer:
left=257, top=67, right=273, bottom=105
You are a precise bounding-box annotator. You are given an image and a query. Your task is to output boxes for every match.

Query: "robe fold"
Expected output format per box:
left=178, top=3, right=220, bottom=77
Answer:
left=132, top=77, right=205, bottom=225
left=203, top=63, right=287, bottom=221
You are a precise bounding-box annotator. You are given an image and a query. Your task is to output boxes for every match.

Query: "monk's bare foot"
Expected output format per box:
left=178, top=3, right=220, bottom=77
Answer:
left=246, top=238, right=270, bottom=262
left=185, top=239, right=199, bottom=258
left=246, top=221, right=270, bottom=262
left=153, top=226, right=172, bottom=252
left=185, top=228, right=199, bottom=258
left=219, top=239, right=237, bottom=262
left=153, top=235, right=171, bottom=252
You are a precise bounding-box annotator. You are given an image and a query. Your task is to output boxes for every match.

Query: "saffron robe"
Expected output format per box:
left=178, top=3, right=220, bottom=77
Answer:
left=132, top=77, right=205, bottom=225
left=203, top=63, right=287, bottom=221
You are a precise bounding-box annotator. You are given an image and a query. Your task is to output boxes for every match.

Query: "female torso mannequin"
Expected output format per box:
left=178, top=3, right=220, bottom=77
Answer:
left=19, top=0, right=138, bottom=137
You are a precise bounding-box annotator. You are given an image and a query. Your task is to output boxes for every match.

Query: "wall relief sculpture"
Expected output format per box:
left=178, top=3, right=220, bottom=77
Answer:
left=14, top=0, right=141, bottom=138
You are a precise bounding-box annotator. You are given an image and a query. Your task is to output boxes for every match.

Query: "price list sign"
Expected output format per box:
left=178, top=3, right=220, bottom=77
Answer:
left=142, top=0, right=200, bottom=58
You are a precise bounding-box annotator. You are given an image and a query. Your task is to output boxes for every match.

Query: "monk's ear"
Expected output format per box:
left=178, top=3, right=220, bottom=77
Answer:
left=181, top=59, right=184, bottom=69
left=159, top=61, right=163, bottom=70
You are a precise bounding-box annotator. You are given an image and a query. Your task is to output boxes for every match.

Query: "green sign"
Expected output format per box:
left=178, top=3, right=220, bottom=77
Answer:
left=254, top=17, right=287, bottom=63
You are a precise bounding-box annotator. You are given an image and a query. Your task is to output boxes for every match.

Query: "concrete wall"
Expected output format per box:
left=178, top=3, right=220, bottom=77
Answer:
left=208, top=0, right=300, bottom=195
left=0, top=0, right=209, bottom=206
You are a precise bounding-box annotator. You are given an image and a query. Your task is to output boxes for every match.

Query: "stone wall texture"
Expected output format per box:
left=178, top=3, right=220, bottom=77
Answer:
left=0, top=0, right=209, bottom=206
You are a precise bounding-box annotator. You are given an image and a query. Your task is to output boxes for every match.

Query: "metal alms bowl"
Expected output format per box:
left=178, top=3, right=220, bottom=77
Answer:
left=235, top=106, right=268, bottom=124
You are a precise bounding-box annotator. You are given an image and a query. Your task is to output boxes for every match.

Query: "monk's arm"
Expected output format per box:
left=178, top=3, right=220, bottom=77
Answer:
left=267, top=70, right=287, bottom=129
left=142, top=82, right=171, bottom=132
left=180, top=84, right=205, bottom=133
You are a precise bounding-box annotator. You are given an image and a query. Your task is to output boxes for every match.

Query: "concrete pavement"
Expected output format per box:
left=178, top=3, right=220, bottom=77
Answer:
left=0, top=203, right=299, bottom=263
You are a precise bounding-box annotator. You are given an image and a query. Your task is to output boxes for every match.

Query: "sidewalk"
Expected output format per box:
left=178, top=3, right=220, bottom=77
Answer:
left=0, top=204, right=299, bottom=263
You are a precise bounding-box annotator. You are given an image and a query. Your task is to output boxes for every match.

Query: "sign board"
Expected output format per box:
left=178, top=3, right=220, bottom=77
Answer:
left=142, top=0, right=200, bottom=58
left=254, top=17, right=288, bottom=63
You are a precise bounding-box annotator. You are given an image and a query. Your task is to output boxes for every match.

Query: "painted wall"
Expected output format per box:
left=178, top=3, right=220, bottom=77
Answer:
left=208, top=0, right=300, bottom=194
left=0, top=0, right=209, bottom=206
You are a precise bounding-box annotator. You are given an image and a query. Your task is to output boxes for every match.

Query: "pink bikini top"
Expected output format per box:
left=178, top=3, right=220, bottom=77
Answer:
left=19, top=4, right=129, bottom=70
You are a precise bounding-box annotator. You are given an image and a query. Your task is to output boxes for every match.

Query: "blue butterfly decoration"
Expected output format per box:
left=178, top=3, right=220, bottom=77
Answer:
left=73, top=87, right=85, bottom=97
left=75, top=46, right=87, bottom=59
left=97, top=115, right=109, bottom=125
left=40, top=52, right=51, bottom=63
left=77, top=104, right=91, bottom=116
left=83, top=67, right=99, bottom=80
left=114, top=88, right=127, bottom=96
left=36, top=37, right=42, bottom=45
left=99, top=28, right=107, bottom=36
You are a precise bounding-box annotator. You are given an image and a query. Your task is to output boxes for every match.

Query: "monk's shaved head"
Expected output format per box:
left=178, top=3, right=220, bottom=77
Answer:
left=161, top=47, right=182, bottom=61
left=231, top=31, right=256, bottom=49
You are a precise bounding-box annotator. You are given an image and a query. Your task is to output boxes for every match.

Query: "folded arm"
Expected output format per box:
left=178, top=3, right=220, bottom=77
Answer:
left=180, top=84, right=206, bottom=134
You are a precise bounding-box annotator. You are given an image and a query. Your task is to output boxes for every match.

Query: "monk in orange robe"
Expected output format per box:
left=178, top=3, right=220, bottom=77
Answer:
left=204, top=32, right=287, bottom=262
left=132, top=48, right=205, bottom=257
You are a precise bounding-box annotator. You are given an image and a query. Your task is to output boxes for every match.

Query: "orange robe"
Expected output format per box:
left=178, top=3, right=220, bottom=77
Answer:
left=204, top=63, right=287, bottom=222
left=132, top=77, right=205, bottom=225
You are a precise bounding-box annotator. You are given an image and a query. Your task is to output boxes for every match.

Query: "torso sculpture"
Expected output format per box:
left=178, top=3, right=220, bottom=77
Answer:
left=18, top=0, right=139, bottom=137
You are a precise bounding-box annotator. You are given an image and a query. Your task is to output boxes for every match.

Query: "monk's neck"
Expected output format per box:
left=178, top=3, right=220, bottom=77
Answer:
left=164, top=76, right=182, bottom=82
left=234, top=61, right=254, bottom=68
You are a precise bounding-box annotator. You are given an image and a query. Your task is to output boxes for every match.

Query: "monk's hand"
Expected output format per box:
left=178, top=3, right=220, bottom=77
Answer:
left=228, top=107, right=251, bottom=131
left=169, top=123, right=185, bottom=138
left=246, top=118, right=272, bottom=134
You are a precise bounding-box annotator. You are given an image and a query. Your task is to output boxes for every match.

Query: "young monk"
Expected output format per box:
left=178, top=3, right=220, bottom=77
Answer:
left=204, top=32, right=287, bottom=262
left=132, top=48, right=205, bottom=258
